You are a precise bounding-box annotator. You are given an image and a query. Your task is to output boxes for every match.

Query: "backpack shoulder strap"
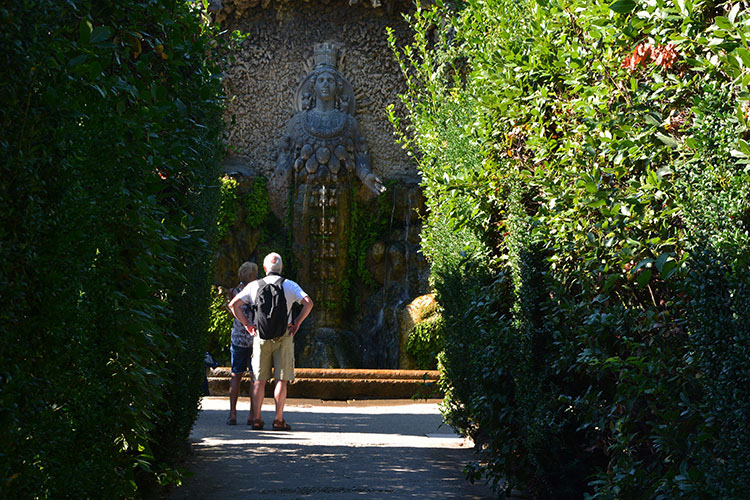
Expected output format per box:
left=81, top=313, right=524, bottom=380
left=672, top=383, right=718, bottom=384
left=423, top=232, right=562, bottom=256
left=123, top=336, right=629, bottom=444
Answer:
left=265, top=276, right=284, bottom=289
left=277, top=278, right=288, bottom=321
left=250, top=278, right=267, bottom=311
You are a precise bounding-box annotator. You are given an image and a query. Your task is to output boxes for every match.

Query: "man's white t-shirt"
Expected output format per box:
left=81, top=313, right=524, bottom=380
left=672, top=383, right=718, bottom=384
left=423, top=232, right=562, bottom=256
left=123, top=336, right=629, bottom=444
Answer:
left=235, top=274, right=308, bottom=325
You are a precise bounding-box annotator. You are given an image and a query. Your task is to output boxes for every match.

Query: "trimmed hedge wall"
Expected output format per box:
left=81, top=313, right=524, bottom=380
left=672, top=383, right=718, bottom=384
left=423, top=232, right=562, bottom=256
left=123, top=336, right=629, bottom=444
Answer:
left=0, top=1, right=227, bottom=497
left=391, top=0, right=749, bottom=497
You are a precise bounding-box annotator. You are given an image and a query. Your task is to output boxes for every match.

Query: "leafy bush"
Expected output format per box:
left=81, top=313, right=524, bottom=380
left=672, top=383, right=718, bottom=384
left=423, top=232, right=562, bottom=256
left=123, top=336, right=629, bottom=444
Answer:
left=391, top=0, right=750, bottom=497
left=207, top=286, right=234, bottom=363
left=245, top=175, right=271, bottom=228
left=675, top=82, right=750, bottom=498
left=406, top=314, right=445, bottom=370
left=217, top=177, right=241, bottom=240
left=0, top=1, right=229, bottom=497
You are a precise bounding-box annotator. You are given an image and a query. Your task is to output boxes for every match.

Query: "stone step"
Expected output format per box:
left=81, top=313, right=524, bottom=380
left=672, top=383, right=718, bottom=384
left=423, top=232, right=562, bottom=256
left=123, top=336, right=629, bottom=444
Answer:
left=207, top=368, right=442, bottom=400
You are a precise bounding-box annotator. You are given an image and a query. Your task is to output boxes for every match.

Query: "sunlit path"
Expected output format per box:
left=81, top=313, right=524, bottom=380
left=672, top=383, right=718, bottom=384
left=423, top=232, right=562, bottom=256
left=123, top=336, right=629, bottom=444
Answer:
left=169, top=397, right=512, bottom=500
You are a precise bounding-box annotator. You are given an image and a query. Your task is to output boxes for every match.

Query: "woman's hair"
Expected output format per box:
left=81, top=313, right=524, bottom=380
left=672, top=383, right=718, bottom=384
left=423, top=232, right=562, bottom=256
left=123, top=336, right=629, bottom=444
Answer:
left=238, top=262, right=258, bottom=283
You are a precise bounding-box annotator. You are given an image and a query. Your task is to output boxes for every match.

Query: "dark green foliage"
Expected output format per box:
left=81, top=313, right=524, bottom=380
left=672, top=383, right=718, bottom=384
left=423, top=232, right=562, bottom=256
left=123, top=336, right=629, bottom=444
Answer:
left=676, top=89, right=750, bottom=498
left=217, top=175, right=269, bottom=240
left=344, top=185, right=391, bottom=310
left=405, top=315, right=445, bottom=370
left=0, top=0, right=227, bottom=497
left=206, top=286, right=234, bottom=366
left=392, top=0, right=750, bottom=497
left=217, top=177, right=241, bottom=240
left=245, top=175, right=271, bottom=229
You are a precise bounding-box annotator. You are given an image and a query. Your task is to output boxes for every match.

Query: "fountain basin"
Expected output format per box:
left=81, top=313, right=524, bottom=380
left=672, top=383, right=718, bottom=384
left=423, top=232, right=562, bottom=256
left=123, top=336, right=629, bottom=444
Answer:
left=207, top=368, right=441, bottom=400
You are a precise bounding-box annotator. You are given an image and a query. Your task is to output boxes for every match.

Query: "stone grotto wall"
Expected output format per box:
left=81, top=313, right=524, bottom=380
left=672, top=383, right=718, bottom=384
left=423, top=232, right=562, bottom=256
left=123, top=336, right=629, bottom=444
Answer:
left=212, top=0, right=432, bottom=369
left=217, top=0, right=417, bottom=190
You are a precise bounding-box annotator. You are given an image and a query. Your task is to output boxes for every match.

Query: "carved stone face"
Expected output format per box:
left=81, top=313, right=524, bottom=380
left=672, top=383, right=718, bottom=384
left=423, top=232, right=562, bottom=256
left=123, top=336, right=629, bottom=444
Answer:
left=313, top=71, right=338, bottom=102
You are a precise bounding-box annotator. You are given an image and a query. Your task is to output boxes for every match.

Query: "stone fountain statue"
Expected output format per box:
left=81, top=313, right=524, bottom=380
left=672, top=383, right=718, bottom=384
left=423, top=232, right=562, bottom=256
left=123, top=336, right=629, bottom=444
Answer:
left=274, top=42, right=386, bottom=331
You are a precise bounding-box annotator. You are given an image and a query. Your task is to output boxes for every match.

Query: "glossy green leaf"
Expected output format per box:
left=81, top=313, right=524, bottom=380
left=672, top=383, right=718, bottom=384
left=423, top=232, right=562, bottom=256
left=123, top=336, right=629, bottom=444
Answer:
left=656, top=132, right=679, bottom=148
left=89, top=26, right=111, bottom=44
left=654, top=252, right=670, bottom=272
left=660, top=260, right=678, bottom=279
left=636, top=268, right=652, bottom=288
left=80, top=19, right=93, bottom=44
left=715, top=16, right=732, bottom=30
left=68, top=54, right=87, bottom=67
left=736, top=47, right=750, bottom=68
left=610, top=0, right=637, bottom=13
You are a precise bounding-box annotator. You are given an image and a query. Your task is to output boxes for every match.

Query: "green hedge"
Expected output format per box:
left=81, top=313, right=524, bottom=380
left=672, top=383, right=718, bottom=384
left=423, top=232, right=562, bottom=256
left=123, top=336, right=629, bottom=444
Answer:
left=0, top=1, right=228, bottom=497
left=207, top=286, right=235, bottom=363
left=391, top=0, right=749, bottom=497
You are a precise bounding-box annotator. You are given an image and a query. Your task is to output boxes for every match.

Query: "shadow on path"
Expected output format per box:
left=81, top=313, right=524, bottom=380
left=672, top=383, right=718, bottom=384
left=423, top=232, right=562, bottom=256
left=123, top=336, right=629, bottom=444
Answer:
left=170, top=397, right=498, bottom=500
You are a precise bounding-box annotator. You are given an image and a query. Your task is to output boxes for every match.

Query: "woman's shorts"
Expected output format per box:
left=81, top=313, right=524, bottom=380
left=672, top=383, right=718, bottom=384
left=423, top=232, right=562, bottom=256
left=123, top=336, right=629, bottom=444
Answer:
left=230, top=344, right=253, bottom=375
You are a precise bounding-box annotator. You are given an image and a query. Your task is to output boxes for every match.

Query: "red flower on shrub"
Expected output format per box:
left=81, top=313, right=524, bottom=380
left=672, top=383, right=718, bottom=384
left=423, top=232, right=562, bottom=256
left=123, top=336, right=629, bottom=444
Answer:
left=652, top=44, right=678, bottom=69
left=621, top=42, right=652, bottom=71
left=621, top=42, right=679, bottom=72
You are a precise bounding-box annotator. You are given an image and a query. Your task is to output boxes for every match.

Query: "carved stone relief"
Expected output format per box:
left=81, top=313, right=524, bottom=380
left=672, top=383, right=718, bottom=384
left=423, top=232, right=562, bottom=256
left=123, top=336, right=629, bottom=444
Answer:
left=274, top=42, right=386, bottom=328
left=217, top=1, right=415, bottom=192
left=214, top=1, right=430, bottom=368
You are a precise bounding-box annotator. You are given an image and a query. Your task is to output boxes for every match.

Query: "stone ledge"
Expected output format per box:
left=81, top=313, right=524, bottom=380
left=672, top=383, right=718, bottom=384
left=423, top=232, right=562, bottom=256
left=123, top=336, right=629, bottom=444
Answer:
left=207, top=368, right=441, bottom=400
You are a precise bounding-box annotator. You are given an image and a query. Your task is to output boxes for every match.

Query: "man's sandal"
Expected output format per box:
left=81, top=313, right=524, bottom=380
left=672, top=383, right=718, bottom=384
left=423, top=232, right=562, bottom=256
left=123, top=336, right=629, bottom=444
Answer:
left=226, top=416, right=237, bottom=426
left=249, top=419, right=264, bottom=430
left=272, top=419, right=291, bottom=431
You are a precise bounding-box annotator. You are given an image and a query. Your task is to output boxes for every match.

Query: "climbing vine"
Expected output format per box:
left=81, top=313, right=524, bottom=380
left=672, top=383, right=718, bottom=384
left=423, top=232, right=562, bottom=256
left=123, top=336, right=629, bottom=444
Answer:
left=245, top=175, right=270, bottom=229
left=216, top=175, right=271, bottom=242
left=216, top=176, right=240, bottom=241
left=344, top=185, right=391, bottom=310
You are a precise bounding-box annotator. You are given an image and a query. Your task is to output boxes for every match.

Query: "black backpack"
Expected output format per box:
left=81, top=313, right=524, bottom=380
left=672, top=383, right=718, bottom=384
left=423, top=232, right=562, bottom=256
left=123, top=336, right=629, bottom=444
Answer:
left=252, top=276, right=288, bottom=340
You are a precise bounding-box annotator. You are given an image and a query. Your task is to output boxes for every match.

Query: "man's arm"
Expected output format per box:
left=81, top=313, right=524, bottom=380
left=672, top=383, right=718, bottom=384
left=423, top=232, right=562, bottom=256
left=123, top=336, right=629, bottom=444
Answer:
left=228, top=295, right=255, bottom=335
left=288, top=296, right=313, bottom=336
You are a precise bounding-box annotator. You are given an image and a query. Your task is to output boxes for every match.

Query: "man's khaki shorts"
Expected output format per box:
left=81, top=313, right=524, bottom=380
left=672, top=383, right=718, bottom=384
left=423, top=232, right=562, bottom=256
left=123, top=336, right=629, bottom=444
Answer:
left=252, top=333, right=295, bottom=381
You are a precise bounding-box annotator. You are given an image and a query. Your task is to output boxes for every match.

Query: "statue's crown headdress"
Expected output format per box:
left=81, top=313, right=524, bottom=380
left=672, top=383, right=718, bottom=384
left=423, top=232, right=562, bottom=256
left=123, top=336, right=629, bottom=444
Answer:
left=313, top=42, right=338, bottom=69
left=296, top=42, right=354, bottom=114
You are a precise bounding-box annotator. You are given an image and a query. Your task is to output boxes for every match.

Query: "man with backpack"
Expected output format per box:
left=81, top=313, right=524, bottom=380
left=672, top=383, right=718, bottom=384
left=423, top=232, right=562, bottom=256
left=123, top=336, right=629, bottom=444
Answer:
left=228, top=252, right=313, bottom=431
